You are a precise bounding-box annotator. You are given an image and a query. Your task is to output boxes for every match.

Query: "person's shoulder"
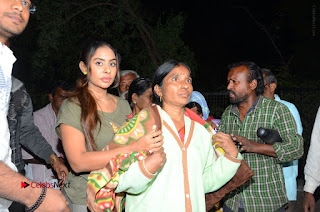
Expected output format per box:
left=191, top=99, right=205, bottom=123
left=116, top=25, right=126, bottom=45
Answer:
left=60, top=97, right=80, bottom=110
left=113, top=95, right=126, bottom=103
left=222, top=104, right=233, bottom=113
left=261, top=96, right=295, bottom=118
left=185, top=116, right=209, bottom=134
left=11, top=77, right=28, bottom=97
left=113, top=95, right=130, bottom=107
left=34, top=103, right=50, bottom=116
left=11, top=77, right=24, bottom=92
left=193, top=121, right=208, bottom=132
left=260, top=96, right=283, bottom=108
left=277, top=99, right=297, bottom=111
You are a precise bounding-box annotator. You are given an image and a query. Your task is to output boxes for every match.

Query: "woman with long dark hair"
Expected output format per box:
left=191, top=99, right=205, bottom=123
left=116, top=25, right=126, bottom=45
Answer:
left=55, top=40, right=163, bottom=211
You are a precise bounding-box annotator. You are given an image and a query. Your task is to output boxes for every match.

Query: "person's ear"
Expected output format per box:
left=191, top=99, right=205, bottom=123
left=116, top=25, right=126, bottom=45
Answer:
left=79, top=61, right=88, bottom=75
left=270, top=83, right=277, bottom=93
left=154, top=85, right=163, bottom=99
left=48, top=93, right=53, bottom=103
left=132, top=93, right=139, bottom=104
left=250, top=79, right=257, bottom=90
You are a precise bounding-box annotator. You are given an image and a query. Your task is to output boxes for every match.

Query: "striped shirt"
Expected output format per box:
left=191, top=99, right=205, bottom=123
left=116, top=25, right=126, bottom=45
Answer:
left=0, top=42, right=17, bottom=210
left=220, top=96, right=304, bottom=212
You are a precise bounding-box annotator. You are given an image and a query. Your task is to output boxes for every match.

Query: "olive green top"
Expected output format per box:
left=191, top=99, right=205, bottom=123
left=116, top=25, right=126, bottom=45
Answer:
left=56, top=96, right=131, bottom=205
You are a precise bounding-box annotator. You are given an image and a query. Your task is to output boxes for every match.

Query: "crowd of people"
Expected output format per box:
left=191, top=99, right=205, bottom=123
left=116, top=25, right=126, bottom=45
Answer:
left=0, top=1, right=319, bottom=212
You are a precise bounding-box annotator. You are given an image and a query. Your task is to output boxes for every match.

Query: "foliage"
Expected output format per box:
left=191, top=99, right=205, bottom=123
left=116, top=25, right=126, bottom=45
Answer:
left=12, top=0, right=196, bottom=109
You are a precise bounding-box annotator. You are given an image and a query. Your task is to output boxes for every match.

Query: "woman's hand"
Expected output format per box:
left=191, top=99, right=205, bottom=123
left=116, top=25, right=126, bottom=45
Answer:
left=131, top=130, right=164, bottom=153
left=144, top=147, right=167, bottom=174
left=212, top=132, right=238, bottom=158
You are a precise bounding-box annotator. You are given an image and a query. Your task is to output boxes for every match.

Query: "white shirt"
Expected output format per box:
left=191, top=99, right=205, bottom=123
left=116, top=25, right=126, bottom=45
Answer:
left=0, top=42, right=17, bottom=211
left=22, top=103, right=60, bottom=186
left=304, top=106, right=320, bottom=194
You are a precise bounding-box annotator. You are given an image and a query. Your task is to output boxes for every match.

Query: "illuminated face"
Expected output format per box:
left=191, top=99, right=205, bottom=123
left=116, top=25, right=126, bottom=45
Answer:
left=227, top=66, right=252, bottom=105
left=119, top=73, right=137, bottom=94
left=86, top=45, right=117, bottom=92
left=0, top=0, right=30, bottom=43
left=157, top=65, right=193, bottom=108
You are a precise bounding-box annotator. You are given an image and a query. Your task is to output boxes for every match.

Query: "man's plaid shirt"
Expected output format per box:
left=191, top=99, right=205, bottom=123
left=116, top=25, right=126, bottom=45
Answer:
left=219, top=96, right=304, bottom=212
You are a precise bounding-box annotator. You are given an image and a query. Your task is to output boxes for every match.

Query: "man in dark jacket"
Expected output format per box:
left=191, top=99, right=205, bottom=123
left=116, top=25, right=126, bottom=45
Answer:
left=0, top=0, right=69, bottom=211
left=8, top=77, right=69, bottom=212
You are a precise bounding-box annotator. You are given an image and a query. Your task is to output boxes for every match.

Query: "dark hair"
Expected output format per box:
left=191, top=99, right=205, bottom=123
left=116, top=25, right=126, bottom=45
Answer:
left=50, top=80, right=73, bottom=96
left=127, top=77, right=152, bottom=108
left=227, top=61, right=264, bottom=96
left=69, top=40, right=120, bottom=151
left=261, top=68, right=277, bottom=86
left=185, top=102, right=203, bottom=115
left=152, top=60, right=191, bottom=107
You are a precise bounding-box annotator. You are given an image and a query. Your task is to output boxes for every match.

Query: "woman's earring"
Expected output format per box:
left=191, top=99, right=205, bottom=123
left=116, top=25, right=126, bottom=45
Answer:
left=83, top=72, right=87, bottom=75
left=160, top=96, right=162, bottom=102
left=133, top=101, right=136, bottom=104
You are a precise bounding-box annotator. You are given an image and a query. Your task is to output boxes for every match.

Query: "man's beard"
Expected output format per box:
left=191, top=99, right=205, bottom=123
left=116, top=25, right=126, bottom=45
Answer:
left=119, top=90, right=128, bottom=100
left=228, top=90, right=247, bottom=105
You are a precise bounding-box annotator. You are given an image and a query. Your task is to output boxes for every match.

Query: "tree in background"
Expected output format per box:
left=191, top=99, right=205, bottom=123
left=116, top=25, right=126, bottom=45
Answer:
left=12, top=0, right=196, bottom=108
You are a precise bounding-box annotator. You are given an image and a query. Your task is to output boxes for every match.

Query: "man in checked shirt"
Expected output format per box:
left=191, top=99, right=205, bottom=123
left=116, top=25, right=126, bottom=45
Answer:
left=214, top=61, right=303, bottom=212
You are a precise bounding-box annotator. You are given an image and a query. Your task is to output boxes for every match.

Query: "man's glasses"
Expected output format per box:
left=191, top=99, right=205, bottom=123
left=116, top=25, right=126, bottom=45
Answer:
left=21, top=0, right=37, bottom=14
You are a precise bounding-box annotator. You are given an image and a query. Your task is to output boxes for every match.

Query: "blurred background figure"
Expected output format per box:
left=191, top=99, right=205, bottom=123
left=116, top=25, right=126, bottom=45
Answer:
left=303, top=106, right=320, bottom=212
left=185, top=101, right=203, bottom=118
left=262, top=68, right=303, bottom=212
left=127, top=77, right=153, bottom=116
left=188, top=91, right=217, bottom=130
left=119, top=70, right=139, bottom=99
left=22, top=80, right=72, bottom=187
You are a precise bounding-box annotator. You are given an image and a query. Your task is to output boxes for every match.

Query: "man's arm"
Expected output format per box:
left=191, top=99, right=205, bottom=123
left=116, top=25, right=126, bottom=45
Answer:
left=18, top=90, right=55, bottom=162
left=221, top=104, right=303, bottom=159
left=219, top=107, right=278, bottom=157
left=231, top=135, right=278, bottom=157
left=303, top=107, right=320, bottom=212
left=18, top=89, right=68, bottom=182
left=0, top=161, right=69, bottom=211
left=272, top=103, right=304, bottom=162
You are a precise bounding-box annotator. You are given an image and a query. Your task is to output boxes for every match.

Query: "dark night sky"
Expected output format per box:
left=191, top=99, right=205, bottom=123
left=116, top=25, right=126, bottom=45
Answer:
left=12, top=0, right=320, bottom=93
left=142, top=0, right=320, bottom=91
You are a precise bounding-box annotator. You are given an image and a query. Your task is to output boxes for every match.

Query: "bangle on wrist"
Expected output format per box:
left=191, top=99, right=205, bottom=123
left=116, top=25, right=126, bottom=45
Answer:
left=143, top=159, right=157, bottom=176
left=227, top=153, right=238, bottom=159
left=25, top=186, right=47, bottom=212
left=49, top=155, right=59, bottom=166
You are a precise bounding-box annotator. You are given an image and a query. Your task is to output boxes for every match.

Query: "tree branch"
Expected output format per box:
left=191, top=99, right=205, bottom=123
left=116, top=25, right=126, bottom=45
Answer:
left=234, top=6, right=286, bottom=66
left=64, top=3, right=118, bottom=23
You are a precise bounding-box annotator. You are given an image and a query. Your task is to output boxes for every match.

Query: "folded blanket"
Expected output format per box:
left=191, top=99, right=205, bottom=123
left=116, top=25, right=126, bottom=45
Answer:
left=87, top=105, right=161, bottom=212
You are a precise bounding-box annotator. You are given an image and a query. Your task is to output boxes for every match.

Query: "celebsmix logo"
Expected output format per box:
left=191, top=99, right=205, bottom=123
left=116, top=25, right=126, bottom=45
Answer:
left=21, top=181, right=70, bottom=189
